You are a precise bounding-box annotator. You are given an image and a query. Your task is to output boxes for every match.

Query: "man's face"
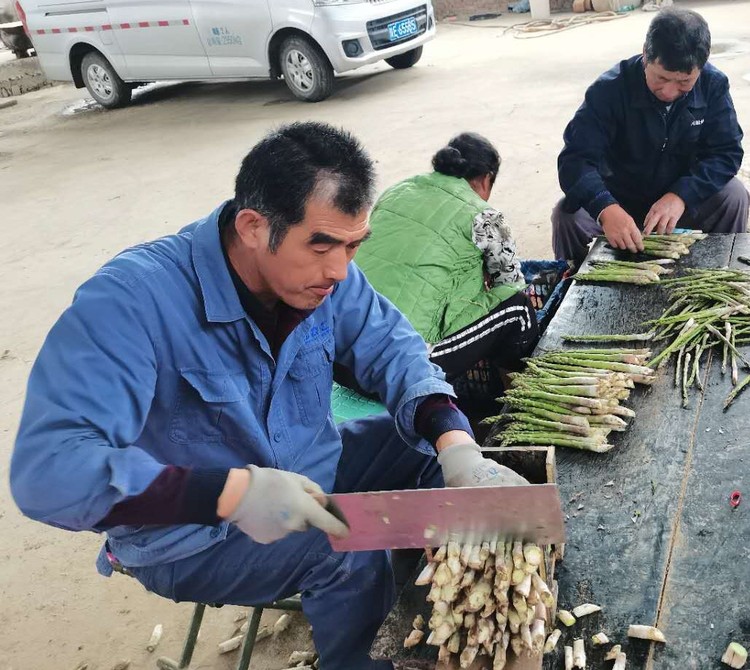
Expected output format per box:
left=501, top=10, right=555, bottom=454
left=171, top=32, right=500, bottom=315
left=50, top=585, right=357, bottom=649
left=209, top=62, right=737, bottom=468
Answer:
left=237, top=196, right=371, bottom=310
left=644, top=57, right=701, bottom=104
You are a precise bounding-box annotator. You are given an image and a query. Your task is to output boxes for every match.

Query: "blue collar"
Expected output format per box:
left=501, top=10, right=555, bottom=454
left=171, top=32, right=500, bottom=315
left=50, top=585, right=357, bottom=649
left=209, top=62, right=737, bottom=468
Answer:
left=191, top=202, right=247, bottom=324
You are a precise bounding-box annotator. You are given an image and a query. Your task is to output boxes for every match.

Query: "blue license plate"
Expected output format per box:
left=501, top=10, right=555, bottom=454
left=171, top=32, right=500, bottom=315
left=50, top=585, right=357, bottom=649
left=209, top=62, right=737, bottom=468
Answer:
left=387, top=16, right=418, bottom=42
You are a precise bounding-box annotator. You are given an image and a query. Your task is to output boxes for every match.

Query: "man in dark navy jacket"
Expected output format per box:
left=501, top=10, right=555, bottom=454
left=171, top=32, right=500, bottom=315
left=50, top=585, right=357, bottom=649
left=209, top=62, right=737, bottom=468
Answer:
left=552, top=7, right=749, bottom=263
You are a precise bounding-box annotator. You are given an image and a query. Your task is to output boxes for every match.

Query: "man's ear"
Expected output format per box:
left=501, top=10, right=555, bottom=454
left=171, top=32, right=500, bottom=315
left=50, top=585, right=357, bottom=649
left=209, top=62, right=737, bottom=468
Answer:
left=234, top=209, right=269, bottom=250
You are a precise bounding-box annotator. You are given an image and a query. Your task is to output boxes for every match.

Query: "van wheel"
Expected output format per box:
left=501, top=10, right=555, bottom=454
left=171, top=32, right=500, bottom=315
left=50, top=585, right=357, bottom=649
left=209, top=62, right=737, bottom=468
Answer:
left=385, top=47, right=423, bottom=69
left=279, top=36, right=333, bottom=102
left=81, top=52, right=132, bottom=109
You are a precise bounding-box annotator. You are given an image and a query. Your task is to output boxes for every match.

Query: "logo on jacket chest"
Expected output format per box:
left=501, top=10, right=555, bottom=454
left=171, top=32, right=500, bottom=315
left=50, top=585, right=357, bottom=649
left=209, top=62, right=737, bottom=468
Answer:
left=691, top=118, right=705, bottom=127
left=303, top=323, right=332, bottom=346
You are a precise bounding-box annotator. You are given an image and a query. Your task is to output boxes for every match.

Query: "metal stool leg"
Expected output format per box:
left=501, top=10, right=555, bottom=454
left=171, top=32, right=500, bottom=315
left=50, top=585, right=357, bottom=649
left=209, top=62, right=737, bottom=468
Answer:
left=179, top=603, right=206, bottom=669
left=237, top=607, right=264, bottom=670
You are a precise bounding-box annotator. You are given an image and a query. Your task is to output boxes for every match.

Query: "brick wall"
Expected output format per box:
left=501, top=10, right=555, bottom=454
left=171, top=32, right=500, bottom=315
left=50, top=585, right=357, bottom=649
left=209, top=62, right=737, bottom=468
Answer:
left=433, top=0, right=572, bottom=19
left=433, top=0, right=506, bottom=19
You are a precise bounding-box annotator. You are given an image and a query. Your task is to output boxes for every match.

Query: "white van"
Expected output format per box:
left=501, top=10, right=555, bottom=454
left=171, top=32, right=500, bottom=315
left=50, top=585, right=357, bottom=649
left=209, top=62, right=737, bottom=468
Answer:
left=13, top=0, right=436, bottom=107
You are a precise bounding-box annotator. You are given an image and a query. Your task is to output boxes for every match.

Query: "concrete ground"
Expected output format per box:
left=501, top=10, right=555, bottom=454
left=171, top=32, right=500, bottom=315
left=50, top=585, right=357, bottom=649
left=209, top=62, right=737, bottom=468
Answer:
left=1, top=3, right=749, bottom=669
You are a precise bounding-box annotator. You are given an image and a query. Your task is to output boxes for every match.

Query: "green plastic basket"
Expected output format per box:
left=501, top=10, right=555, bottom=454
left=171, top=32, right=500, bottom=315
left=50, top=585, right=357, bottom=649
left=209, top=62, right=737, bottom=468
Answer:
left=331, top=382, right=386, bottom=424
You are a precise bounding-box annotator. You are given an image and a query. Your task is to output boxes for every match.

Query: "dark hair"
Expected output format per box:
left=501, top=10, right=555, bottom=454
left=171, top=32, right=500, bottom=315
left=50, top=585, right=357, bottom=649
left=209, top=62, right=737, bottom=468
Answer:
left=644, top=8, right=710, bottom=73
left=231, top=122, right=375, bottom=252
left=432, top=132, right=500, bottom=183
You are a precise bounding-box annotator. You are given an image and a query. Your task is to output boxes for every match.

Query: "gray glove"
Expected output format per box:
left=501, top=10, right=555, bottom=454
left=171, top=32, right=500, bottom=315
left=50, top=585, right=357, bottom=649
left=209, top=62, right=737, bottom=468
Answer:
left=230, top=466, right=350, bottom=544
left=438, top=442, right=529, bottom=487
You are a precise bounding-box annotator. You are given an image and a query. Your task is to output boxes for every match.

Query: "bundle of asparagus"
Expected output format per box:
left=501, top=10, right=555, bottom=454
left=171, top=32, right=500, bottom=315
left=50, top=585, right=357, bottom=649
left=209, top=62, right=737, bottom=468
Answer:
left=484, top=349, right=655, bottom=452
left=406, top=540, right=553, bottom=669
left=639, top=232, right=706, bottom=259
left=575, top=260, right=674, bottom=285
left=603, top=232, right=707, bottom=259
left=646, top=268, right=750, bottom=409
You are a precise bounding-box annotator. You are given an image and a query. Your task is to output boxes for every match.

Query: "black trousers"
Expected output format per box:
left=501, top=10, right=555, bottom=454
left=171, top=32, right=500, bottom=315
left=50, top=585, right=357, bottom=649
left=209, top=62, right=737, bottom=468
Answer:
left=333, top=291, right=539, bottom=417
left=429, top=291, right=539, bottom=379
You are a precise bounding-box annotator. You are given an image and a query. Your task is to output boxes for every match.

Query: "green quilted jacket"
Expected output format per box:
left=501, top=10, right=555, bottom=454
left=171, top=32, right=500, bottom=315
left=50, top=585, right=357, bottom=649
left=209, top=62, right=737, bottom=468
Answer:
left=356, top=172, right=524, bottom=344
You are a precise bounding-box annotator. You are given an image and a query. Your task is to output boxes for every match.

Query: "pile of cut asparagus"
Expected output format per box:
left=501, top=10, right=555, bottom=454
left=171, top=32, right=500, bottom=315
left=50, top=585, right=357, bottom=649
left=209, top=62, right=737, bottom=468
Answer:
left=484, top=349, right=655, bottom=452
left=603, top=232, right=707, bottom=259
left=646, top=268, right=750, bottom=409
left=575, top=259, right=674, bottom=285
left=405, top=541, right=553, bottom=669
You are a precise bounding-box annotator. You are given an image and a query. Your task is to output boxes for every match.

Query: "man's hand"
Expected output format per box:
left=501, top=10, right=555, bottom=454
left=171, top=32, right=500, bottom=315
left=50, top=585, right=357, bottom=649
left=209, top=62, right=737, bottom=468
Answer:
left=642, top=193, right=686, bottom=235
left=599, top=204, right=644, bottom=253
left=221, top=466, right=350, bottom=544
left=437, top=442, right=529, bottom=488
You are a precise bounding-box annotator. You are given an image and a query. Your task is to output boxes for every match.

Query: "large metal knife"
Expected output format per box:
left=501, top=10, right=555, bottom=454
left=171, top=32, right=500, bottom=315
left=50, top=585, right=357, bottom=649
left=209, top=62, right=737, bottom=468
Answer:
left=327, top=484, right=565, bottom=552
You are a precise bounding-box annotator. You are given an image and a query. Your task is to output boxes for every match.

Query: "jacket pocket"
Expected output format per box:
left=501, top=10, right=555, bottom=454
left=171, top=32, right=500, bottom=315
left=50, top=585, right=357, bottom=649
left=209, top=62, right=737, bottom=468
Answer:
left=287, top=343, right=333, bottom=428
left=170, top=369, right=250, bottom=444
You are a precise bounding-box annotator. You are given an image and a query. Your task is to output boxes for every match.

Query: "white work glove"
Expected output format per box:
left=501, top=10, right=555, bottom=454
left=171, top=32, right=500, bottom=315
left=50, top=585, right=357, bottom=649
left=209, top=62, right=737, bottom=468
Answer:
left=438, top=443, right=529, bottom=488
left=229, top=466, right=350, bottom=544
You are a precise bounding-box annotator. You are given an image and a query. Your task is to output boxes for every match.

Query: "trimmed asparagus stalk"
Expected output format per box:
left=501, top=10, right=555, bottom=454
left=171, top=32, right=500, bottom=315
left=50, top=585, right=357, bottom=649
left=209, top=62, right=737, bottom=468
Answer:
left=558, top=610, right=576, bottom=627
left=721, top=642, right=748, bottom=668
left=565, top=645, right=574, bottom=670
left=572, top=603, right=601, bottom=618
left=573, top=638, right=586, bottom=669
left=605, top=645, right=622, bottom=661
left=724, top=373, right=750, bottom=410
left=146, top=624, right=163, bottom=653
left=404, top=629, right=423, bottom=648
left=531, top=573, right=555, bottom=609
left=544, top=629, right=562, bottom=654
left=515, top=573, right=532, bottom=598
left=628, top=624, right=666, bottom=642
left=459, top=644, right=478, bottom=668
left=591, top=632, right=609, bottom=645
left=531, top=619, right=546, bottom=654
left=523, top=544, right=543, bottom=569
left=415, top=561, right=436, bottom=586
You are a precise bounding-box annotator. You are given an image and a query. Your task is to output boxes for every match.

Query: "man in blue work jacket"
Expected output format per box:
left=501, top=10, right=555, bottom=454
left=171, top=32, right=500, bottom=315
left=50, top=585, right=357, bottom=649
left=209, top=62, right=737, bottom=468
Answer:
left=552, top=7, right=749, bottom=264
left=11, top=122, right=527, bottom=670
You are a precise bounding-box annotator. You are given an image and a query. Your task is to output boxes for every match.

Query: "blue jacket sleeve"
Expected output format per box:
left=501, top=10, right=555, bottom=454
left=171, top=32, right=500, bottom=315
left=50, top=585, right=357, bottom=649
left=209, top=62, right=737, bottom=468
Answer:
left=558, top=78, right=620, bottom=220
left=670, top=78, right=745, bottom=211
left=10, top=270, right=166, bottom=531
left=331, top=263, right=456, bottom=451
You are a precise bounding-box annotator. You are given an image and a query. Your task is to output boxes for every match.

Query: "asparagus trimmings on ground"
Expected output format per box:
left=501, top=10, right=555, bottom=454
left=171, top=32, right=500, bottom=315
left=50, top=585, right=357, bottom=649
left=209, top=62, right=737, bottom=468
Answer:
left=557, top=610, right=576, bottom=627
left=612, top=652, right=627, bottom=670
left=605, top=645, right=622, bottom=660
left=564, top=645, right=574, bottom=670
left=591, top=632, right=609, bottom=645
left=544, top=629, right=562, bottom=653
left=721, top=642, right=748, bottom=668
left=483, top=348, right=654, bottom=453
left=627, top=625, right=666, bottom=642
left=572, top=638, right=586, bottom=668
left=572, top=603, right=602, bottom=618
left=408, top=541, right=553, bottom=668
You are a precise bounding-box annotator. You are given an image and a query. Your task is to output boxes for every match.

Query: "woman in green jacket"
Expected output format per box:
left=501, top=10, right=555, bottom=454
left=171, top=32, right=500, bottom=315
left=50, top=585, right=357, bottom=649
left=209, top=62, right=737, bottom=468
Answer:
left=356, top=133, right=538, bottom=381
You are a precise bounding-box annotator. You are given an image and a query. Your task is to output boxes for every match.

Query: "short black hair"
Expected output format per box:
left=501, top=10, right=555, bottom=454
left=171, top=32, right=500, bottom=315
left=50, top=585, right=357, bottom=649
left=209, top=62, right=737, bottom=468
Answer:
left=231, top=122, right=375, bottom=252
left=432, top=132, right=500, bottom=183
left=644, top=7, right=711, bottom=74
